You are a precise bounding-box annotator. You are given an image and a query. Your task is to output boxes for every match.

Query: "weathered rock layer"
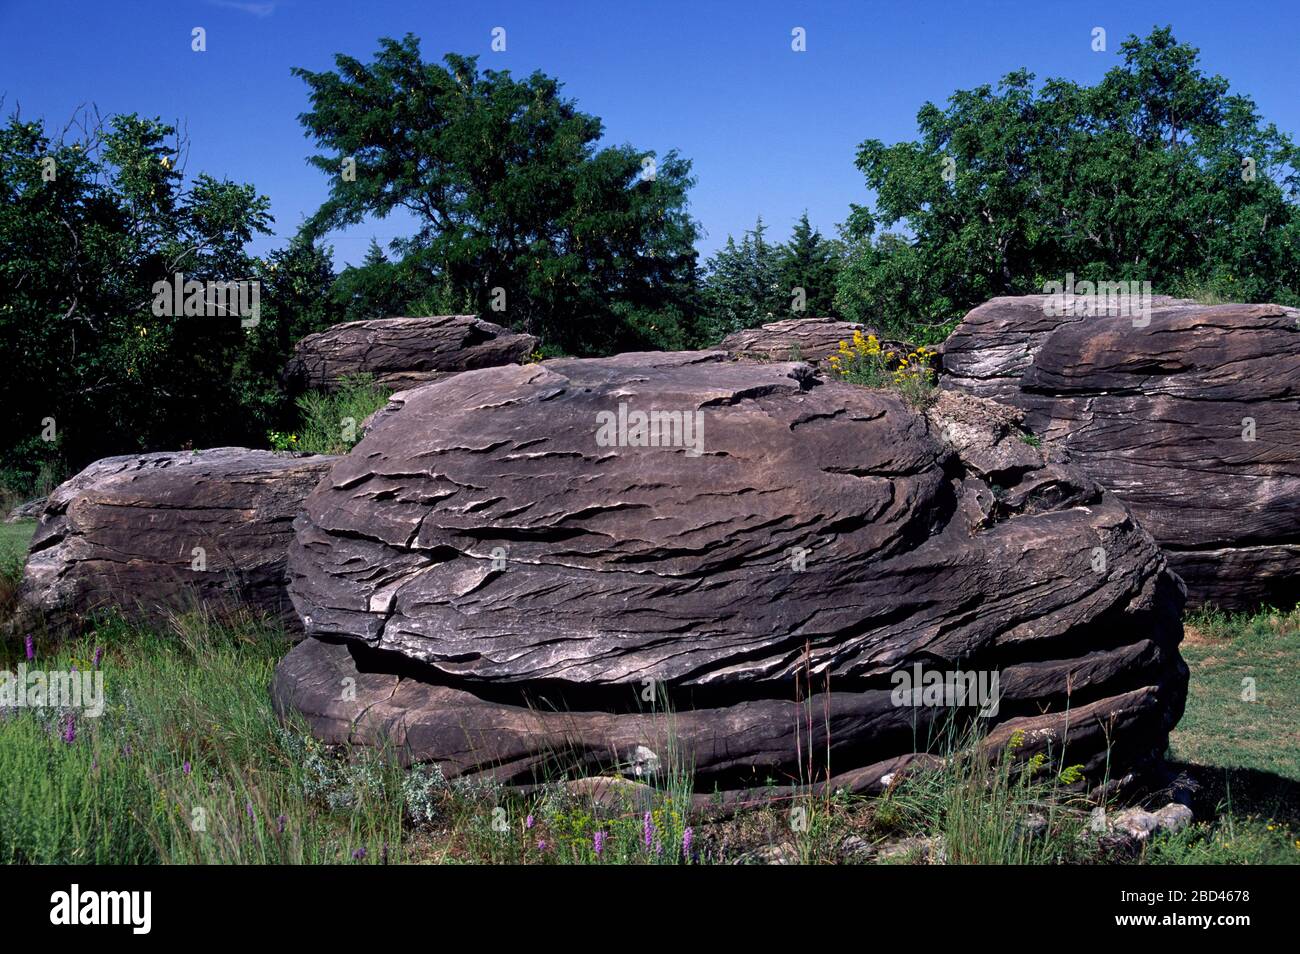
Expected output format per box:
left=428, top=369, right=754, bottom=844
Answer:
left=17, top=448, right=335, bottom=631
left=274, top=351, right=1186, bottom=792
left=284, top=315, right=537, bottom=392
left=943, top=295, right=1300, bottom=610
left=720, top=317, right=871, bottom=363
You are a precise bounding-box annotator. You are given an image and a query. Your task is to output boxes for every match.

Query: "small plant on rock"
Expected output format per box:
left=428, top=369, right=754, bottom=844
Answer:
left=826, top=330, right=936, bottom=406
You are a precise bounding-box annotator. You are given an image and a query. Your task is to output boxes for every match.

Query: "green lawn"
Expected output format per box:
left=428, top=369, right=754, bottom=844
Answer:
left=0, top=519, right=35, bottom=620
left=0, top=518, right=34, bottom=567
left=1171, top=608, right=1300, bottom=783
left=1148, top=607, right=1300, bottom=864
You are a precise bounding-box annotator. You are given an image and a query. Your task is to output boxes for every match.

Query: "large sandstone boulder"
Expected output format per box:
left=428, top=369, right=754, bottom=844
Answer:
left=284, top=315, right=538, bottom=392
left=943, top=295, right=1300, bottom=610
left=16, top=448, right=335, bottom=631
left=274, top=351, right=1186, bottom=797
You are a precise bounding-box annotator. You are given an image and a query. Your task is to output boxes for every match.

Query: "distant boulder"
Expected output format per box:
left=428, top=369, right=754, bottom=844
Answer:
left=4, top=497, right=45, bottom=523
left=720, top=317, right=871, bottom=363
left=16, top=448, right=335, bottom=631
left=943, top=295, right=1300, bottom=610
left=284, top=315, right=538, bottom=392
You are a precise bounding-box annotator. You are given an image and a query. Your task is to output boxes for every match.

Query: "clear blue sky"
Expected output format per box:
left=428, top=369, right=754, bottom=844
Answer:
left=3, top=0, right=1298, bottom=268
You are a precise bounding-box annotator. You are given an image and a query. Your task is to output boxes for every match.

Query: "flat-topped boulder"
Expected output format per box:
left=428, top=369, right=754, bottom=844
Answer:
left=284, top=315, right=538, bottom=392
left=943, top=295, right=1300, bottom=610
left=16, top=448, right=335, bottom=631
left=274, top=351, right=1186, bottom=794
left=719, top=317, right=871, bottom=363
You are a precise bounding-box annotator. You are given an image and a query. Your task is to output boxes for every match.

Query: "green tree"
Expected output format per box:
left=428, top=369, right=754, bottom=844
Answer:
left=293, top=35, right=701, bottom=354
left=776, top=211, right=844, bottom=319
left=0, top=108, right=291, bottom=483
left=329, top=239, right=427, bottom=323
left=701, top=214, right=843, bottom=342
left=235, top=236, right=341, bottom=431
left=699, top=217, right=783, bottom=341
left=837, top=26, right=1300, bottom=340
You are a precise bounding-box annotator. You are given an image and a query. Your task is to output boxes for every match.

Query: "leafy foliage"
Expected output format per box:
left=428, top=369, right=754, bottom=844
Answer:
left=0, top=108, right=329, bottom=483
left=293, top=35, right=702, bottom=354
left=700, top=213, right=844, bottom=342
left=837, top=27, right=1300, bottom=340
left=826, top=329, right=937, bottom=406
left=289, top=374, right=392, bottom=456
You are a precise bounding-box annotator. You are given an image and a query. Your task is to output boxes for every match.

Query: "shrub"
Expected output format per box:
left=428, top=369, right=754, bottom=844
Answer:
left=275, top=374, right=391, bottom=455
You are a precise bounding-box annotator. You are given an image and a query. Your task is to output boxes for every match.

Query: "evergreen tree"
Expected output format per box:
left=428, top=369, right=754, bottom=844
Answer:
left=776, top=211, right=844, bottom=319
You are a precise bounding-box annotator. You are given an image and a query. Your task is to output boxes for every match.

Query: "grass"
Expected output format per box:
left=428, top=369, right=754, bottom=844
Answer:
left=1, top=525, right=1296, bottom=863
left=1146, top=605, right=1300, bottom=864
left=1165, top=277, right=1233, bottom=306
left=1, top=608, right=406, bottom=863
left=825, top=330, right=938, bottom=406
left=269, top=373, right=392, bottom=455
left=4, top=502, right=404, bottom=865
left=0, top=518, right=34, bottom=566
left=0, top=519, right=35, bottom=620
left=1172, top=606, right=1300, bottom=782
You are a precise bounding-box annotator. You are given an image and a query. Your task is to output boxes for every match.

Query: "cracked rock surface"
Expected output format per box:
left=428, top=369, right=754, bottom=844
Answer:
left=283, top=314, right=537, bottom=392
left=16, top=448, right=336, bottom=631
left=720, top=317, right=872, bottom=363
left=943, top=295, right=1300, bottom=610
left=274, top=351, right=1186, bottom=790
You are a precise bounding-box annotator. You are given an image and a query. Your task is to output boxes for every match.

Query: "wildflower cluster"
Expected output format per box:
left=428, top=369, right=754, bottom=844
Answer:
left=533, top=794, right=694, bottom=864
left=826, top=330, right=937, bottom=405
left=267, top=430, right=299, bottom=451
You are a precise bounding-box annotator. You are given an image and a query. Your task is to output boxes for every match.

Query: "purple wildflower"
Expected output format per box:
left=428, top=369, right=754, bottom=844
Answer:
left=352, top=847, right=367, bottom=861
left=525, top=814, right=534, bottom=829
left=276, top=815, right=287, bottom=834
left=246, top=801, right=255, bottom=819
left=182, top=761, right=191, bottom=776
left=682, top=827, right=693, bottom=860
left=537, top=839, right=546, bottom=851
left=93, top=647, right=103, bottom=669
left=643, top=811, right=655, bottom=849
left=25, top=635, right=34, bottom=661
left=62, top=715, right=76, bottom=744
left=593, top=831, right=606, bottom=856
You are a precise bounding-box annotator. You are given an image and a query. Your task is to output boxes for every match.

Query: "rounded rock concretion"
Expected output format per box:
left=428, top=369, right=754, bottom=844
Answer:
left=275, top=351, right=1187, bottom=791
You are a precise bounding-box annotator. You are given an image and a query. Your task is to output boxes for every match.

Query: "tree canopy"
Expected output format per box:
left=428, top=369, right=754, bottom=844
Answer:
left=293, top=35, right=702, bottom=354
left=5, top=26, right=1300, bottom=497
left=700, top=214, right=844, bottom=342
left=836, top=26, right=1300, bottom=339
left=0, top=109, right=304, bottom=486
